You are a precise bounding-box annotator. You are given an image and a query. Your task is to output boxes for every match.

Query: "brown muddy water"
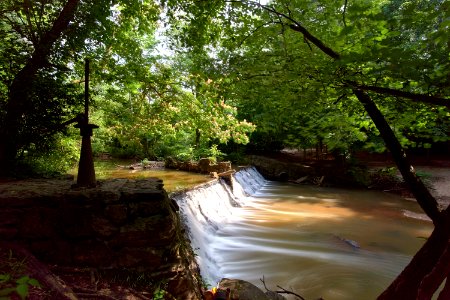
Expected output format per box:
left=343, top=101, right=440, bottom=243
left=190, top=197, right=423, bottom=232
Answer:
left=80, top=163, right=434, bottom=299
left=72, top=160, right=211, bottom=193
left=205, top=181, right=433, bottom=300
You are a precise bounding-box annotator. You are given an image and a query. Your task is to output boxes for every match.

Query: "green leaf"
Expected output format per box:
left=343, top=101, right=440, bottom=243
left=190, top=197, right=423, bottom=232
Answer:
left=16, top=276, right=30, bottom=285
left=16, top=284, right=29, bottom=300
left=28, top=278, right=41, bottom=287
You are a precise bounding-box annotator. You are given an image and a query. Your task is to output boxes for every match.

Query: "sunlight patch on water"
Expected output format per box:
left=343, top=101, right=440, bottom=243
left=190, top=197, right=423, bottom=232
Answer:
left=240, top=198, right=357, bottom=223
left=71, top=159, right=211, bottom=193
left=209, top=182, right=432, bottom=299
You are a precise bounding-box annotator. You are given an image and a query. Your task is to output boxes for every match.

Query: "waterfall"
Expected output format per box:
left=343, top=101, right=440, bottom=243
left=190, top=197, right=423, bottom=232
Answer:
left=172, top=167, right=266, bottom=284
left=233, top=166, right=266, bottom=196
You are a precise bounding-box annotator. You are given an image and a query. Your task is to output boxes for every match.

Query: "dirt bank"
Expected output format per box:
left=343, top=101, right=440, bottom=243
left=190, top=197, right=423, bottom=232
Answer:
left=412, top=166, right=450, bottom=209
left=257, top=150, right=450, bottom=208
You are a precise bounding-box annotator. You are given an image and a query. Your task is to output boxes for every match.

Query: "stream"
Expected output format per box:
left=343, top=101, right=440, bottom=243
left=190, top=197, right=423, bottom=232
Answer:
left=173, top=167, right=433, bottom=300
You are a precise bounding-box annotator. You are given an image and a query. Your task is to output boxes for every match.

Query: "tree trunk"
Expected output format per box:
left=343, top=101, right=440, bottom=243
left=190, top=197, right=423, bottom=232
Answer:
left=378, top=208, right=450, bottom=299
left=0, top=0, right=80, bottom=174
left=353, top=88, right=448, bottom=299
left=353, top=89, right=441, bottom=224
left=195, top=128, right=201, bottom=149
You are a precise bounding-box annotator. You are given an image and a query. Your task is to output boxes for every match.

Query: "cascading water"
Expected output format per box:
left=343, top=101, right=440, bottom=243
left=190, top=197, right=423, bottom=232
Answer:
left=233, top=166, right=266, bottom=196
left=172, top=167, right=266, bottom=283
left=173, top=167, right=433, bottom=300
left=172, top=167, right=266, bottom=284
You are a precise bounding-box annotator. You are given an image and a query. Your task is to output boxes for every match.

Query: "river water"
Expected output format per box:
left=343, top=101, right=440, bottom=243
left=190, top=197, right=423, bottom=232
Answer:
left=174, top=167, right=433, bottom=300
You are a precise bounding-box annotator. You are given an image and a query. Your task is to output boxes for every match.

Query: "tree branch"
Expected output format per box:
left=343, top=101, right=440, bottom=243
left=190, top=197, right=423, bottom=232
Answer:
left=260, top=276, right=307, bottom=300
left=345, top=81, right=449, bottom=108
left=23, top=0, right=39, bottom=46
left=10, top=0, right=80, bottom=87
left=288, top=24, right=340, bottom=59
left=237, top=21, right=273, bottom=48
left=238, top=0, right=341, bottom=59
left=353, top=89, right=442, bottom=224
left=241, top=0, right=448, bottom=107
left=342, top=0, right=348, bottom=27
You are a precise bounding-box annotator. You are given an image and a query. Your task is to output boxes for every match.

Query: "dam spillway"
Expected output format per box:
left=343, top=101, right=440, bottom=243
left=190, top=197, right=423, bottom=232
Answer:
left=172, top=167, right=432, bottom=300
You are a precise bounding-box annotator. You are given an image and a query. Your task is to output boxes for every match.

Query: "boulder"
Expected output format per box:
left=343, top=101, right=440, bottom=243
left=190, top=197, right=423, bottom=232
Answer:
left=218, top=278, right=270, bottom=300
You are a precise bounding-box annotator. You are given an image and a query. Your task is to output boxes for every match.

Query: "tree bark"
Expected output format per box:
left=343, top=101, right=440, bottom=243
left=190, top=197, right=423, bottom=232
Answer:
left=378, top=208, right=450, bottom=299
left=0, top=0, right=80, bottom=174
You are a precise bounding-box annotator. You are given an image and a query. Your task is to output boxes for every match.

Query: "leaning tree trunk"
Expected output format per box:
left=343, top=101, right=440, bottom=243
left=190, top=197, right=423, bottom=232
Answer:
left=352, top=90, right=442, bottom=224
left=0, top=0, right=80, bottom=174
left=286, top=19, right=442, bottom=223
left=352, top=90, right=449, bottom=299
left=378, top=208, right=450, bottom=299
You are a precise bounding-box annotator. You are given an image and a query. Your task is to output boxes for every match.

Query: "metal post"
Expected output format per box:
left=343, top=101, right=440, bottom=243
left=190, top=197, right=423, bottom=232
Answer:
left=85, top=59, right=89, bottom=119
left=75, top=59, right=98, bottom=188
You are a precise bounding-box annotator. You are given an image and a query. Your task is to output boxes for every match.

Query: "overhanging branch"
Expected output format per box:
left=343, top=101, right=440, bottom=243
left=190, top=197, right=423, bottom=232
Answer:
left=235, top=0, right=341, bottom=59
left=237, top=21, right=273, bottom=47
left=288, top=24, right=340, bottom=59
left=346, top=81, right=449, bottom=108
left=240, top=0, right=447, bottom=107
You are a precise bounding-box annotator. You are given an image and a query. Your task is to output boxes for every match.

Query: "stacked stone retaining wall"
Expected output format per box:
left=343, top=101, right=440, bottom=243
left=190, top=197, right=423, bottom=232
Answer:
left=0, top=178, right=202, bottom=299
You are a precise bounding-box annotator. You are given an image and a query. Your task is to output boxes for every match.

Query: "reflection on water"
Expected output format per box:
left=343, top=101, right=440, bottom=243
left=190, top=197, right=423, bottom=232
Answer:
left=209, top=182, right=433, bottom=300
left=71, top=160, right=211, bottom=193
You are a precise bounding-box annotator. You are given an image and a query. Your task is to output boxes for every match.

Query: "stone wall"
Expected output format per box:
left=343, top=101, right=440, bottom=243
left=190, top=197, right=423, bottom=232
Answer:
left=247, top=155, right=314, bottom=180
left=165, top=157, right=232, bottom=174
left=0, top=178, right=202, bottom=299
left=248, top=155, right=361, bottom=186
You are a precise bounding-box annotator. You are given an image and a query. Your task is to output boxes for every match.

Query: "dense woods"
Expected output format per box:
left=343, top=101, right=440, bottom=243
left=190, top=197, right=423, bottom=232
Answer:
left=0, top=0, right=449, bottom=298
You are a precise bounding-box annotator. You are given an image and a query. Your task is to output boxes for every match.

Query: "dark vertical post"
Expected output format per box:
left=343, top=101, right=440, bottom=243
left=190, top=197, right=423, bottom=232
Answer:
left=75, top=59, right=98, bottom=187
left=85, top=59, right=89, bottom=119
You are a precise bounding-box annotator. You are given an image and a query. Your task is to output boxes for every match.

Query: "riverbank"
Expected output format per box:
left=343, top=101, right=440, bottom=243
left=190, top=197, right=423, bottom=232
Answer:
left=248, top=152, right=450, bottom=210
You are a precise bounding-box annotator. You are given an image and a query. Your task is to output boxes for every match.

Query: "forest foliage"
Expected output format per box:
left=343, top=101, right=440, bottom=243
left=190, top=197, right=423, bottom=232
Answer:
left=1, top=1, right=450, bottom=298
left=0, top=0, right=448, bottom=175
